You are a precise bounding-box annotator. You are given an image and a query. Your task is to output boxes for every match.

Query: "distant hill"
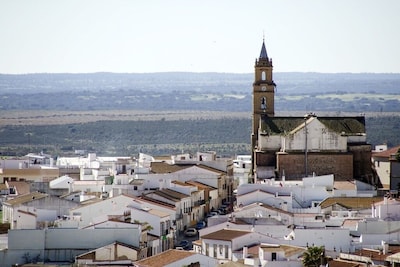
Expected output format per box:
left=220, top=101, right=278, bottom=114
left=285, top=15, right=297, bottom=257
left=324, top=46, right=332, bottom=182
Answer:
left=0, top=72, right=399, bottom=113
left=1, top=72, right=399, bottom=94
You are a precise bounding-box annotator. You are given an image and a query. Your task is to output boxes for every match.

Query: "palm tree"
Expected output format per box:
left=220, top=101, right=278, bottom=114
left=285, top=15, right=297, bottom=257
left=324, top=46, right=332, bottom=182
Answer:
left=302, top=245, right=325, bottom=267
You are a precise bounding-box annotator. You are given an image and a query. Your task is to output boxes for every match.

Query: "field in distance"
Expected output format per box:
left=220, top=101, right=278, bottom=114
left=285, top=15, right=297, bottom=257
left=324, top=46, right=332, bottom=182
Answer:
left=0, top=110, right=251, bottom=126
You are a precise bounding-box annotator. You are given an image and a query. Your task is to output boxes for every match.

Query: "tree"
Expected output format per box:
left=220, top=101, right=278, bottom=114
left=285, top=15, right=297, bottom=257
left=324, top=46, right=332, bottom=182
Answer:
left=395, top=148, right=400, bottom=161
left=302, top=245, right=325, bottom=267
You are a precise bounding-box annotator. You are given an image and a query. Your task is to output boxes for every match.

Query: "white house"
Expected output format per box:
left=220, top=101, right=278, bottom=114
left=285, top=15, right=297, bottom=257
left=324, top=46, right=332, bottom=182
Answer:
left=75, top=241, right=145, bottom=265
left=144, top=188, right=192, bottom=229
left=257, top=243, right=306, bottom=267
left=60, top=194, right=134, bottom=228
left=196, top=229, right=253, bottom=261
left=236, top=175, right=333, bottom=210
left=129, top=206, right=174, bottom=254
left=2, top=191, right=79, bottom=229
left=372, top=196, right=400, bottom=220
left=134, top=249, right=219, bottom=267
left=171, top=180, right=206, bottom=224
left=0, top=227, right=142, bottom=266
left=372, top=145, right=400, bottom=190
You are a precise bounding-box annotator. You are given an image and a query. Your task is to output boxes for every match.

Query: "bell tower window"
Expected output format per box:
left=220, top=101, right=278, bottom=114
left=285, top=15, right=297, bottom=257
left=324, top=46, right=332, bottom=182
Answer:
left=261, top=97, right=267, bottom=110
left=261, top=71, right=266, bottom=81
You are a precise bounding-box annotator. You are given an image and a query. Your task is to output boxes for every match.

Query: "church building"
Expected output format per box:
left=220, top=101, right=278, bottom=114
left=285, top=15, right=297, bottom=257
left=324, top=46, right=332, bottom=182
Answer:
left=251, top=40, right=376, bottom=184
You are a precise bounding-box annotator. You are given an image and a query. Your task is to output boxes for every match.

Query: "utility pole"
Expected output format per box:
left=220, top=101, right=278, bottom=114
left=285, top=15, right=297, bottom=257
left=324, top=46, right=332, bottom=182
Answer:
left=304, top=115, right=308, bottom=177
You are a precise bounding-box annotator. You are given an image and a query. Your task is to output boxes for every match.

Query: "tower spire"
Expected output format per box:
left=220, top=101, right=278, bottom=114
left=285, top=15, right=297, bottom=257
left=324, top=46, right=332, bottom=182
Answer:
left=259, top=38, right=269, bottom=60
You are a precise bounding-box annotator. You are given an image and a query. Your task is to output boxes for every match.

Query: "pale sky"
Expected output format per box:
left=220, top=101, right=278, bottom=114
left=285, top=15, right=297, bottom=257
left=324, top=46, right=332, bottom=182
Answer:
left=0, top=0, right=399, bottom=74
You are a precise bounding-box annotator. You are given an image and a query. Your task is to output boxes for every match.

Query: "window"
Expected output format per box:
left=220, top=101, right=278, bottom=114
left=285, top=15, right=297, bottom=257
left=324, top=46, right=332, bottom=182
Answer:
left=160, top=222, right=165, bottom=235
left=262, top=71, right=266, bottom=80
left=225, top=245, right=229, bottom=258
left=272, top=252, right=277, bottom=261
left=206, top=243, right=210, bottom=256
left=261, top=97, right=267, bottom=110
left=213, top=244, right=217, bottom=257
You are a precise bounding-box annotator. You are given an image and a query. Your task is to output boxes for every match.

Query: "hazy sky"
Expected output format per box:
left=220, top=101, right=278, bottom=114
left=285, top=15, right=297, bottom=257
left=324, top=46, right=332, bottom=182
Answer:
left=1, top=0, right=399, bottom=74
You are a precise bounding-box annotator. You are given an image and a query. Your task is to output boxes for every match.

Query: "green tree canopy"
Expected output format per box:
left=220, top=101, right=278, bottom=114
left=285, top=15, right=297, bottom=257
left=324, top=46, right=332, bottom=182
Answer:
left=302, top=246, right=325, bottom=267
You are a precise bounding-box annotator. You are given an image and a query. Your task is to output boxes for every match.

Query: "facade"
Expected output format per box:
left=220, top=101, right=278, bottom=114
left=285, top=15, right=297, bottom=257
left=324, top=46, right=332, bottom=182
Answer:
left=198, top=229, right=253, bottom=261
left=134, top=249, right=219, bottom=267
left=0, top=227, right=142, bottom=266
left=257, top=243, right=306, bottom=267
left=0, top=153, right=59, bottom=183
left=372, top=145, right=400, bottom=190
left=75, top=241, right=145, bottom=266
left=2, top=191, right=80, bottom=229
left=63, top=194, right=134, bottom=228
left=251, top=40, right=374, bottom=183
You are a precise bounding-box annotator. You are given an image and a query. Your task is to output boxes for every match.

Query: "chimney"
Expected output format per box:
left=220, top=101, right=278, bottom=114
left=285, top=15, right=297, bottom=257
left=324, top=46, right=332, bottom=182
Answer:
left=243, top=246, right=248, bottom=258
left=382, top=241, right=389, bottom=255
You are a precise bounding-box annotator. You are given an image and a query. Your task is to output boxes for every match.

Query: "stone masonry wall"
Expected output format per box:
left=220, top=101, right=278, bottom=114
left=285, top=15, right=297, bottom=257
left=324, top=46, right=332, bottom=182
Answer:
left=277, top=152, right=353, bottom=181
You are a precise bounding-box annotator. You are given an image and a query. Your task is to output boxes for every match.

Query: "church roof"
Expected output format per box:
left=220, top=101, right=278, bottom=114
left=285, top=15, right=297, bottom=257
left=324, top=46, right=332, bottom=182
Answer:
left=260, top=116, right=366, bottom=135
left=259, top=40, right=269, bottom=60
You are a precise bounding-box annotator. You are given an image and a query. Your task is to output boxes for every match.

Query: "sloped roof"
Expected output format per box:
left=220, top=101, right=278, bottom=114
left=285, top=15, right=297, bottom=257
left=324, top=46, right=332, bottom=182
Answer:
left=76, top=241, right=140, bottom=260
left=372, top=145, right=400, bottom=159
left=260, top=203, right=294, bottom=216
left=260, top=116, right=366, bottom=135
left=134, top=249, right=196, bottom=267
left=319, top=197, right=383, bottom=210
left=196, top=164, right=226, bottom=175
left=260, top=244, right=306, bottom=258
left=147, top=208, right=170, bottom=218
left=386, top=251, right=400, bottom=263
left=138, top=196, right=176, bottom=209
left=201, top=229, right=251, bottom=241
left=185, top=180, right=216, bottom=190
left=342, top=219, right=361, bottom=229
left=4, top=191, right=48, bottom=206
left=6, top=181, right=30, bottom=195
left=171, top=180, right=191, bottom=187
left=217, top=262, right=248, bottom=267
left=333, top=181, right=356, bottom=190
left=150, top=161, right=190, bottom=174
left=327, top=259, right=364, bottom=267
left=153, top=188, right=190, bottom=201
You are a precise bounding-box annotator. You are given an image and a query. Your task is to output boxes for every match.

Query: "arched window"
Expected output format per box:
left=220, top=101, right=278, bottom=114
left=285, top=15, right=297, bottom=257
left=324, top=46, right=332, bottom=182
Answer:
left=261, top=97, right=267, bottom=110
left=261, top=71, right=266, bottom=80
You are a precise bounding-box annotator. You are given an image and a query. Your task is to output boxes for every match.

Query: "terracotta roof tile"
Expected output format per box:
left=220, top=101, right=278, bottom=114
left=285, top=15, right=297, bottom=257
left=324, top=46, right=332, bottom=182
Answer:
left=319, top=197, right=383, bottom=210
left=4, top=191, right=48, bottom=206
left=334, top=181, right=356, bottom=190
left=185, top=180, right=216, bottom=190
left=202, top=229, right=251, bottom=241
left=261, top=116, right=366, bottom=135
left=139, top=196, right=176, bottom=209
left=152, top=188, right=190, bottom=201
left=150, top=162, right=189, bottom=173
left=134, top=249, right=196, bottom=267
left=260, top=244, right=306, bottom=258
left=6, top=181, right=30, bottom=195
left=327, top=259, right=364, bottom=267
left=372, top=145, right=400, bottom=159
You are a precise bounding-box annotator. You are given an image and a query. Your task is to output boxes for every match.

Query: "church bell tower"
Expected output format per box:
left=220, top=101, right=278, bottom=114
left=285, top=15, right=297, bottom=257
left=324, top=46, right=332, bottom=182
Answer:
left=251, top=39, right=276, bottom=177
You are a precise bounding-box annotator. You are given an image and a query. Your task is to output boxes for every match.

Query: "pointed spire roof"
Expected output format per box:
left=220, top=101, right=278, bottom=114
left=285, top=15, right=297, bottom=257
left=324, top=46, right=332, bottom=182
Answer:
left=259, top=39, right=269, bottom=60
